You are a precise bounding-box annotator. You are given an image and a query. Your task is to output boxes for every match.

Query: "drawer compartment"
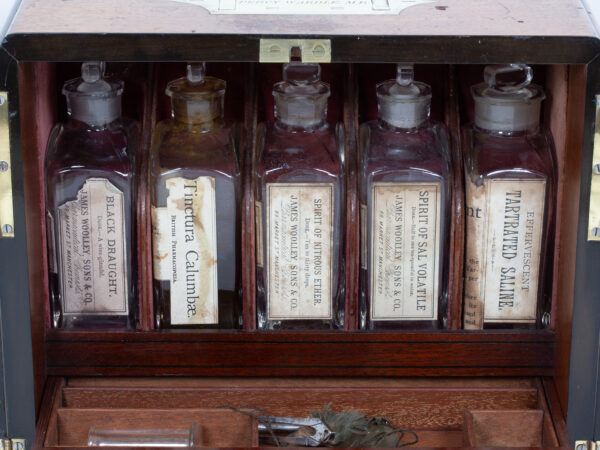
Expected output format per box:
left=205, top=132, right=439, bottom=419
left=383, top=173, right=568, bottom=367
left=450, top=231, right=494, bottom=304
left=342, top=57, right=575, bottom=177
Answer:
left=36, top=377, right=568, bottom=448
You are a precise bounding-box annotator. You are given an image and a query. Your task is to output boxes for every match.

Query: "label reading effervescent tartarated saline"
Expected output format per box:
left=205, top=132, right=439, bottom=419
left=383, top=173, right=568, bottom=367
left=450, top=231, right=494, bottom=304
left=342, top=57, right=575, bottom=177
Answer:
left=464, top=178, right=546, bottom=328
left=266, top=183, right=334, bottom=320
left=58, top=178, right=128, bottom=315
left=152, top=176, right=219, bottom=325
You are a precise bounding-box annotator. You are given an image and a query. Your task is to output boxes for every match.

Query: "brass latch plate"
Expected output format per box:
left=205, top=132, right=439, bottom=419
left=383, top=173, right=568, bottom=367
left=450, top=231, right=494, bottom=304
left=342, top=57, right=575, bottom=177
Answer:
left=1, top=438, right=26, bottom=449
left=0, top=91, right=13, bottom=238
left=259, top=39, right=331, bottom=63
left=589, top=95, right=600, bottom=241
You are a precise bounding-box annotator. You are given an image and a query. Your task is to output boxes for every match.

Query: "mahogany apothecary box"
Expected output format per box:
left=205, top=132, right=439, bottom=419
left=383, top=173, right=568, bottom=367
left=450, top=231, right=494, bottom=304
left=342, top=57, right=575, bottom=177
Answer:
left=0, top=0, right=599, bottom=447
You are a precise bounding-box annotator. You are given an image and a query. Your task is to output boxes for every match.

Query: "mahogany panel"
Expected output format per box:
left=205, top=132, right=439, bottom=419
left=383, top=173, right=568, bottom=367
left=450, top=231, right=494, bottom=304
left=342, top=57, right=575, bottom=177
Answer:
left=463, top=409, right=544, bottom=447
left=60, top=386, right=538, bottom=431
left=45, top=330, right=554, bottom=377
left=543, top=377, right=571, bottom=448
left=18, top=61, right=55, bottom=413
left=553, top=64, right=586, bottom=413
left=50, top=408, right=257, bottom=447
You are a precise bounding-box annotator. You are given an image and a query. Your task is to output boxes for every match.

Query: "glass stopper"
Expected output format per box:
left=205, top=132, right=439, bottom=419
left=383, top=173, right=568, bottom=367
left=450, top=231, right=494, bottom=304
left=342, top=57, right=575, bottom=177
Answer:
left=81, top=61, right=105, bottom=84
left=187, top=62, right=206, bottom=85
left=283, top=62, right=321, bottom=86
left=483, top=64, right=533, bottom=92
left=396, top=64, right=414, bottom=87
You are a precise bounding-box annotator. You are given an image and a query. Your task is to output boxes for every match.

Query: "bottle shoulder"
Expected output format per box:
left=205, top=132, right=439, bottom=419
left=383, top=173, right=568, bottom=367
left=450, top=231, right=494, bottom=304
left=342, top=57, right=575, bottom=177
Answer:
left=360, top=120, right=450, bottom=179
left=45, top=119, right=136, bottom=173
left=153, top=120, right=239, bottom=174
left=257, top=123, right=342, bottom=179
left=462, top=125, right=555, bottom=179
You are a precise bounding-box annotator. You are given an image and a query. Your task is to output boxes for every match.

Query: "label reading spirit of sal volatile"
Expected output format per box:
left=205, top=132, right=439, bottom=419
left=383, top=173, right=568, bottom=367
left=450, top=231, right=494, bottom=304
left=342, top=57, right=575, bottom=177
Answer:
left=464, top=178, right=546, bottom=328
left=369, top=182, right=441, bottom=321
left=57, top=178, right=128, bottom=315
left=152, top=176, right=218, bottom=325
left=267, top=183, right=334, bottom=320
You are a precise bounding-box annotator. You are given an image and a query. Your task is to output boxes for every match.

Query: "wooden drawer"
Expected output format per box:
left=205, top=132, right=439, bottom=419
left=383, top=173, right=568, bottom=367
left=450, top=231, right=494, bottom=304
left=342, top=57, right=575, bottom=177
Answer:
left=37, top=377, right=568, bottom=448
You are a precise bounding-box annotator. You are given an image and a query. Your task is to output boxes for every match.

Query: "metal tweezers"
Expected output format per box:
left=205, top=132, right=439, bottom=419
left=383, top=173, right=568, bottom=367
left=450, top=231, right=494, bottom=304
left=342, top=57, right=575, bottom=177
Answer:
left=257, top=416, right=334, bottom=447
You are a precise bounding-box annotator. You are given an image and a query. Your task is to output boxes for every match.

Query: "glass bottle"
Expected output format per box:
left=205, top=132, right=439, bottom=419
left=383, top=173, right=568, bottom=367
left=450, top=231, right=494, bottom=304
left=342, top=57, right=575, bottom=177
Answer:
left=255, top=63, right=345, bottom=330
left=45, top=61, right=139, bottom=328
left=359, top=64, right=452, bottom=330
left=463, top=64, right=555, bottom=329
left=151, top=63, right=241, bottom=328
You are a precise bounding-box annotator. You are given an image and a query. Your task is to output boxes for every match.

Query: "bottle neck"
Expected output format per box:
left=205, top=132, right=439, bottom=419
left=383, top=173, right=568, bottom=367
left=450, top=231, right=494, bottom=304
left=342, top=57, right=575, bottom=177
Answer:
left=378, top=117, right=429, bottom=133
left=171, top=96, right=224, bottom=129
left=473, top=122, right=539, bottom=137
left=274, top=116, right=328, bottom=132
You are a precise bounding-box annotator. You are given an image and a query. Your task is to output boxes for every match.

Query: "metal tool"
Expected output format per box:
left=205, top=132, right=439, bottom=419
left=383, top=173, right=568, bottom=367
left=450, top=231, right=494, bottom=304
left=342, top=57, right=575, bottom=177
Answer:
left=258, top=416, right=334, bottom=447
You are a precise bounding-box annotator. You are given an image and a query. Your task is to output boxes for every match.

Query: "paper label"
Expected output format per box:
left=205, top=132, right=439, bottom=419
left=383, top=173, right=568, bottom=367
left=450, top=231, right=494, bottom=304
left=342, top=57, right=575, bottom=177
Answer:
left=255, top=201, right=264, bottom=268
left=360, top=203, right=367, bottom=270
left=58, top=178, right=128, bottom=315
left=152, top=176, right=218, bottom=325
left=369, top=183, right=440, bottom=320
left=266, top=183, right=333, bottom=320
left=167, top=0, right=432, bottom=15
left=46, top=212, right=57, bottom=274
left=464, top=178, right=546, bottom=328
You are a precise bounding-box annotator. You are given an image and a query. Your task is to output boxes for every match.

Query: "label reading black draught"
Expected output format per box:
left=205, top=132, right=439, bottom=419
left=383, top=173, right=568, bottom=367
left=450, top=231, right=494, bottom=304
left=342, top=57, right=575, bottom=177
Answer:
left=266, top=183, right=334, bottom=320
left=58, top=178, right=128, bottom=315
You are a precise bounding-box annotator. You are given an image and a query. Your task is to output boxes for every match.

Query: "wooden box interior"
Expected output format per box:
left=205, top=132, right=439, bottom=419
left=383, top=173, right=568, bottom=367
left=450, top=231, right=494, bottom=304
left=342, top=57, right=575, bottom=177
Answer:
left=16, top=62, right=586, bottom=448
left=38, top=377, right=566, bottom=448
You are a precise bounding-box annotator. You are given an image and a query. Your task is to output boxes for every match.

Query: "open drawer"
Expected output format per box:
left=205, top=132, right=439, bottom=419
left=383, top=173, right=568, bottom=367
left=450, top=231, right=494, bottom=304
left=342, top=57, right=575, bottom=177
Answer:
left=36, top=377, right=569, bottom=448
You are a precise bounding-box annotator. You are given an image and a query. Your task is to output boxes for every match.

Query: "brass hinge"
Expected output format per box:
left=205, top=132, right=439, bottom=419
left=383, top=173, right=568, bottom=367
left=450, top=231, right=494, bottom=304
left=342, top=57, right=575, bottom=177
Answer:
left=0, top=91, right=14, bottom=238
left=1, top=438, right=26, bottom=450
left=575, top=440, right=600, bottom=450
left=259, top=39, right=331, bottom=63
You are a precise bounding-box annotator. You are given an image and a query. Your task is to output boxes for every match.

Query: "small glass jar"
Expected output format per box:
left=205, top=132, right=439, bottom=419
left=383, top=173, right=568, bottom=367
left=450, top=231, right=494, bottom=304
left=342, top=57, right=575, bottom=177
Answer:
left=151, top=63, right=241, bottom=328
left=359, top=64, right=452, bottom=330
left=462, top=64, right=555, bottom=329
left=255, top=63, right=345, bottom=330
left=45, top=62, right=139, bottom=328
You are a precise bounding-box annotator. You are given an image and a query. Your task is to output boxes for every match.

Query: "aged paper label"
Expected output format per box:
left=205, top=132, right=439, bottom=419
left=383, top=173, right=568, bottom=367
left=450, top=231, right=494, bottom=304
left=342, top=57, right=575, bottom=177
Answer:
left=167, top=0, right=432, bottom=15
left=255, top=201, right=264, bottom=268
left=152, top=176, right=218, bottom=325
left=464, top=178, right=546, bottom=328
left=360, top=203, right=367, bottom=270
left=58, top=178, right=128, bottom=315
left=266, top=183, right=333, bottom=320
left=46, top=212, right=57, bottom=274
left=370, top=183, right=441, bottom=320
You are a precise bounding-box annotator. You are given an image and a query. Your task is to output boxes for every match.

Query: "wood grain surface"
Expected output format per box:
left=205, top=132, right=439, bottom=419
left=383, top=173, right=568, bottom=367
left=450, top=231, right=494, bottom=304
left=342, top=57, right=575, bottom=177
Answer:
left=44, top=329, right=555, bottom=377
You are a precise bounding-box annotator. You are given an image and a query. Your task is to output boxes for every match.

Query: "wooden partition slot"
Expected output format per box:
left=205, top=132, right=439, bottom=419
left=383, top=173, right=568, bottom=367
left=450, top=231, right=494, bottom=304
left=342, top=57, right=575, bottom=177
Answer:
left=251, top=63, right=354, bottom=330
left=354, top=64, right=463, bottom=330
left=45, top=408, right=257, bottom=447
left=455, top=64, right=577, bottom=332
left=463, top=409, right=546, bottom=447
left=146, top=62, right=253, bottom=330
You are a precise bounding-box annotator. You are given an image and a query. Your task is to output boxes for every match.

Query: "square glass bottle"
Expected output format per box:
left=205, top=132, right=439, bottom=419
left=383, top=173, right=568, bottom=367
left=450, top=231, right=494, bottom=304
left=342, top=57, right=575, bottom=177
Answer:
left=462, top=64, right=556, bottom=329
left=359, top=64, right=452, bottom=330
left=45, top=62, right=139, bottom=328
left=151, top=63, right=241, bottom=328
left=255, top=63, right=345, bottom=330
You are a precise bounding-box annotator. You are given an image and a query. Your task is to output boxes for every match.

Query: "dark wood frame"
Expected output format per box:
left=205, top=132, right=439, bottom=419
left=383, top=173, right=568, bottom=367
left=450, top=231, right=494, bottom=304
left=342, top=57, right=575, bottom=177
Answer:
left=2, top=27, right=598, bottom=446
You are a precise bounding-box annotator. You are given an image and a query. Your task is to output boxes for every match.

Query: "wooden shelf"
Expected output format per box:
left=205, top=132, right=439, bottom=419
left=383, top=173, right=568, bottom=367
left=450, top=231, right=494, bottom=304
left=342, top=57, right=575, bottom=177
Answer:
left=45, top=330, right=555, bottom=377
